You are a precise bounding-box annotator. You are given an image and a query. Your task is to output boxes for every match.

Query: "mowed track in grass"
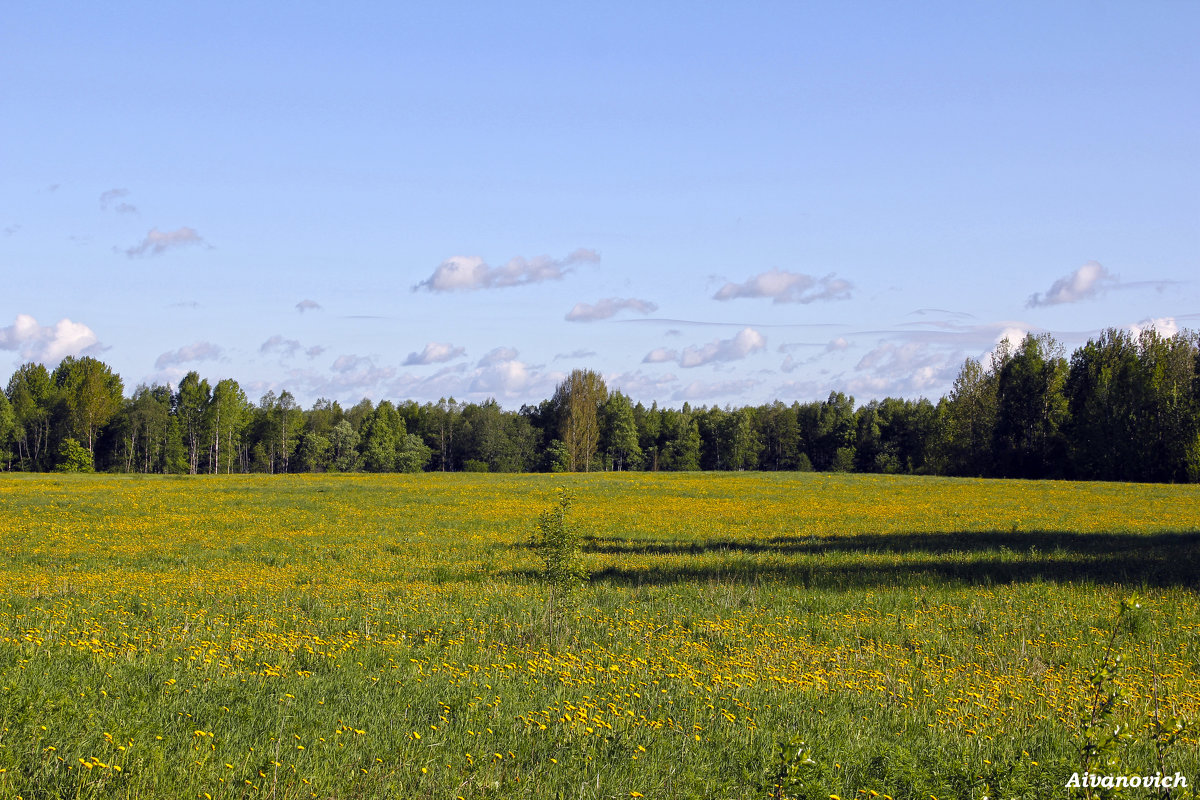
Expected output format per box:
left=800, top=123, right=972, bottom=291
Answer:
left=1, top=472, right=1198, bottom=799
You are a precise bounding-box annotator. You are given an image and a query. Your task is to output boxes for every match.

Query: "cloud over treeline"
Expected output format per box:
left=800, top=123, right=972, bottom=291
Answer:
left=1026, top=261, right=1117, bottom=307
left=155, top=341, right=223, bottom=370
left=0, top=314, right=102, bottom=365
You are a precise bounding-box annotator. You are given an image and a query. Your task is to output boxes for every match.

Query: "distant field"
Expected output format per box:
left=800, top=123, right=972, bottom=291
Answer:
left=1, top=472, right=1198, bottom=799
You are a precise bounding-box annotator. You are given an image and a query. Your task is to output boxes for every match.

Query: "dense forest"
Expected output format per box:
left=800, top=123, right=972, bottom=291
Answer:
left=2, top=329, right=1198, bottom=483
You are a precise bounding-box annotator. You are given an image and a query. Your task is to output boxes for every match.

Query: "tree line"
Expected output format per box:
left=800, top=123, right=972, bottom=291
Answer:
left=1, top=328, right=1198, bottom=482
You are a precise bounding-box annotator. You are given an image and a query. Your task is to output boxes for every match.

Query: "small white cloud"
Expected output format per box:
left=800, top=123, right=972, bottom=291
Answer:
left=642, top=347, right=677, bottom=364
left=305, top=345, right=326, bottom=359
left=565, top=297, right=658, bottom=322
left=1129, top=316, right=1179, bottom=338
left=1027, top=261, right=1117, bottom=307
left=154, top=341, right=223, bottom=370
left=331, top=354, right=375, bottom=374
left=713, top=268, right=852, bottom=304
left=404, top=342, right=466, bottom=366
left=260, top=335, right=302, bottom=358
left=414, top=248, right=599, bottom=292
left=296, top=299, right=322, bottom=313
left=679, top=328, right=766, bottom=368
left=100, top=188, right=137, bottom=214
left=826, top=337, right=850, bottom=352
left=642, top=328, right=767, bottom=368
left=0, top=314, right=102, bottom=365
left=554, top=348, right=598, bottom=361
left=477, top=346, right=519, bottom=367
left=123, top=226, right=205, bottom=258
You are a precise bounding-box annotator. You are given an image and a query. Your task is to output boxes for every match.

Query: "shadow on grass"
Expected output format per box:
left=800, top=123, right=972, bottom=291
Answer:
left=528, top=530, right=1200, bottom=589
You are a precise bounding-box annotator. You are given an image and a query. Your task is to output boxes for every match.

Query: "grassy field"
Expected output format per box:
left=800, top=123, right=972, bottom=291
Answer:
left=0, top=472, right=1198, bottom=799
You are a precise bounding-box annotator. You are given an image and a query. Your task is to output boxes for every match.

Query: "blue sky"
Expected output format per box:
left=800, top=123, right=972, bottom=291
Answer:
left=3, top=1, right=1197, bottom=408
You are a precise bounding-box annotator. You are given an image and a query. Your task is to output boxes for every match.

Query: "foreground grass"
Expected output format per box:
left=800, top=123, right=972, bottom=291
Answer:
left=0, top=472, right=1198, bottom=799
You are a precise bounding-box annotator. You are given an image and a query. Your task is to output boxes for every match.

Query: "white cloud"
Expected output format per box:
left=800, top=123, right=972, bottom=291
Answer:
left=641, top=328, right=768, bottom=368
left=123, top=227, right=205, bottom=258
left=414, top=248, right=599, bottom=292
left=1026, top=261, right=1117, bottom=307
left=826, top=337, right=850, bottom=352
left=642, top=347, right=677, bottom=364
left=403, top=342, right=466, bottom=366
left=154, top=341, right=223, bottom=370
left=100, top=188, right=137, bottom=214
left=554, top=348, right=598, bottom=360
left=0, top=314, right=102, bottom=365
left=679, top=328, right=767, bottom=368
left=477, top=346, right=519, bottom=367
left=331, top=354, right=376, bottom=374
left=713, top=268, right=852, bottom=304
left=565, top=297, right=658, bottom=322
left=470, top=359, right=533, bottom=395
left=847, top=341, right=962, bottom=397
left=260, top=335, right=302, bottom=358
left=781, top=336, right=851, bottom=373
left=295, top=299, right=321, bottom=313
left=605, top=370, right=678, bottom=399
left=1129, top=316, right=1179, bottom=338
left=305, top=345, right=326, bottom=359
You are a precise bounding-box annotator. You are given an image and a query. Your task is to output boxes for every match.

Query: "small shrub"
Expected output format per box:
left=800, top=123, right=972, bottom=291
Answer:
left=529, top=488, right=587, bottom=649
left=55, top=438, right=94, bottom=473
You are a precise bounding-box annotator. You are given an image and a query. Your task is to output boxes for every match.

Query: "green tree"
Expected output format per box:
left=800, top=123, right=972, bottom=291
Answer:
left=993, top=334, right=1069, bottom=478
left=814, top=392, right=856, bottom=470
left=329, top=419, right=360, bottom=471
left=208, top=378, right=249, bottom=474
left=1064, top=329, right=1140, bottom=480
left=1131, top=329, right=1198, bottom=483
left=940, top=356, right=1001, bottom=476
left=758, top=401, right=801, bottom=470
left=600, top=392, right=641, bottom=471
left=296, top=432, right=332, bottom=472
left=362, top=400, right=403, bottom=472
left=395, top=434, right=433, bottom=473
left=0, top=390, right=14, bottom=470
left=52, top=356, right=124, bottom=458
left=114, top=384, right=173, bottom=473
left=174, top=372, right=212, bottom=474
left=659, top=408, right=701, bottom=471
left=462, top=399, right=518, bottom=472
left=554, top=369, right=608, bottom=472
left=6, top=363, right=55, bottom=470
left=633, top=401, right=662, bottom=471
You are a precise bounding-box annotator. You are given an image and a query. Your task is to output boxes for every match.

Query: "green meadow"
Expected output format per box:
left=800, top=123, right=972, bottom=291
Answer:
left=1, top=472, right=1198, bottom=799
